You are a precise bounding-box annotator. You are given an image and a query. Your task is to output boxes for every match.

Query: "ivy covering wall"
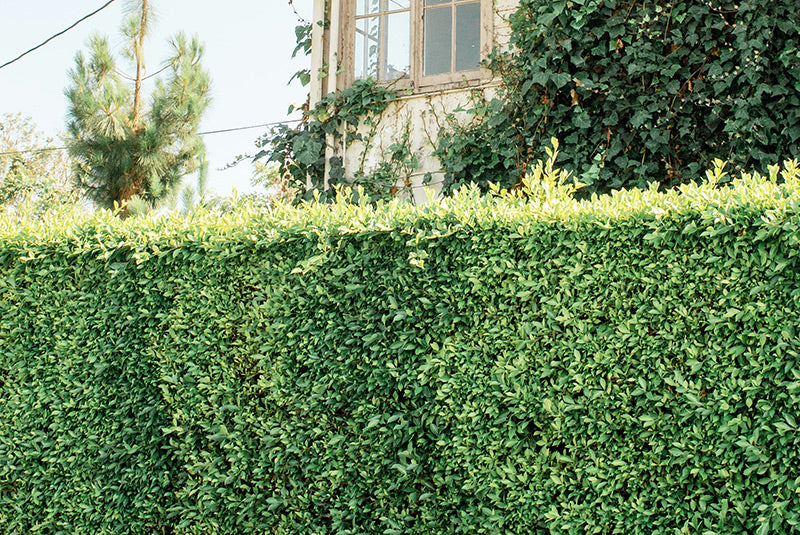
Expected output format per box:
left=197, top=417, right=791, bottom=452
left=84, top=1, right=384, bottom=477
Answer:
left=2, top=160, right=800, bottom=533
left=264, top=0, right=800, bottom=201
left=439, top=0, right=800, bottom=194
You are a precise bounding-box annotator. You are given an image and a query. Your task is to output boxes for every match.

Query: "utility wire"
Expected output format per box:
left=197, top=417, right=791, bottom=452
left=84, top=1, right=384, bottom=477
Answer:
left=116, top=63, right=172, bottom=82
left=0, top=0, right=118, bottom=71
left=0, top=146, right=67, bottom=157
left=199, top=120, right=301, bottom=136
left=143, top=64, right=171, bottom=80
left=0, top=118, right=303, bottom=157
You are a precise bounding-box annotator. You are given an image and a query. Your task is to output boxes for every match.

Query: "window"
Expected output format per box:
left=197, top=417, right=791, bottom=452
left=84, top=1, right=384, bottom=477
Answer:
left=343, top=0, right=490, bottom=90
left=355, top=0, right=411, bottom=81
left=422, top=0, right=481, bottom=77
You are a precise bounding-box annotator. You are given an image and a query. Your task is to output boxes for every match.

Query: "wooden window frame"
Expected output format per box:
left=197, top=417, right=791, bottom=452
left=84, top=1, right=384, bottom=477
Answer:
left=338, top=0, right=492, bottom=93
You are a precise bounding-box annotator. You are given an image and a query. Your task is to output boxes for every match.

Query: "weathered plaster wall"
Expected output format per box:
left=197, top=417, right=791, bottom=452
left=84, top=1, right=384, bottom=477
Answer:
left=339, top=0, right=519, bottom=203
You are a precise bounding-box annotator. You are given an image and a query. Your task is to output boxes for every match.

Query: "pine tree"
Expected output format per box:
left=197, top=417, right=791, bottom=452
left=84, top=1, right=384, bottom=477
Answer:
left=65, top=0, right=210, bottom=214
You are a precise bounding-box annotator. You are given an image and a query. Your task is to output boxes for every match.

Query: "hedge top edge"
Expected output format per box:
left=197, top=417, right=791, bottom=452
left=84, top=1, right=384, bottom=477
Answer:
left=2, top=147, right=799, bottom=247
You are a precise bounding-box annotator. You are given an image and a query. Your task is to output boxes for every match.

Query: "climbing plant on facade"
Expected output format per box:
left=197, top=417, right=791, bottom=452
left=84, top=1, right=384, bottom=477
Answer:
left=439, top=0, right=800, bottom=195
left=254, top=78, right=401, bottom=202
left=263, top=0, right=800, bottom=202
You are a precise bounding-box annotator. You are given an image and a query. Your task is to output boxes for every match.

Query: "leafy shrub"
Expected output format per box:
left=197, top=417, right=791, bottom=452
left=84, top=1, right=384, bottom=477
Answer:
left=2, top=160, right=800, bottom=533
left=440, top=0, right=800, bottom=195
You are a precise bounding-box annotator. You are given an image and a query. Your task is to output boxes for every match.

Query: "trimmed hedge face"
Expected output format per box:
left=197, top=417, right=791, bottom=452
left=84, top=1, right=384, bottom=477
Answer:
left=2, top=173, right=800, bottom=533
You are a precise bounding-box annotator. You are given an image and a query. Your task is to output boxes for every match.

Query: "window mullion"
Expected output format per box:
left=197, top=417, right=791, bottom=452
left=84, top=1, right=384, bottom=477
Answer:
left=379, top=0, right=388, bottom=80
left=353, top=0, right=488, bottom=88
left=450, top=0, right=456, bottom=73
left=411, top=0, right=420, bottom=87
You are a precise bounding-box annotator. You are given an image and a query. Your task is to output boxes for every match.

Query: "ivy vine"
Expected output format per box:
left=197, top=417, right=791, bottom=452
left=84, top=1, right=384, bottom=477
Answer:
left=254, top=79, right=401, bottom=202
left=439, top=0, right=800, bottom=195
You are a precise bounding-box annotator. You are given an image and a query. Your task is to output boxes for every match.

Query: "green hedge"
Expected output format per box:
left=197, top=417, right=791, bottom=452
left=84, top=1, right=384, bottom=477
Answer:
left=2, top=165, right=800, bottom=533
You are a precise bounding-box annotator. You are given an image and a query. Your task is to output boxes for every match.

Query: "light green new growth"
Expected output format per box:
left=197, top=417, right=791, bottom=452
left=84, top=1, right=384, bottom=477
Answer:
left=2, top=158, right=800, bottom=533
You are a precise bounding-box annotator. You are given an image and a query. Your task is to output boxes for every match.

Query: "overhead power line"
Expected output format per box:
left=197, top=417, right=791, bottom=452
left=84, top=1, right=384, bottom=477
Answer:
left=0, top=0, right=118, bottom=71
left=0, top=146, right=68, bottom=157
left=198, top=120, right=301, bottom=136
left=115, top=63, right=172, bottom=82
left=0, top=119, right=303, bottom=157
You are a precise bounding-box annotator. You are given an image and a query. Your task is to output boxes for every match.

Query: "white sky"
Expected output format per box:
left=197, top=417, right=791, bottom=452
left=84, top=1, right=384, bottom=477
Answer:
left=0, top=0, right=313, bottom=198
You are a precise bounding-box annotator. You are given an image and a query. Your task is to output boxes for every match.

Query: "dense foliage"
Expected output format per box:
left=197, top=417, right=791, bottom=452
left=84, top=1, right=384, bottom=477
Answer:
left=439, top=0, right=800, bottom=194
left=2, top=160, right=800, bottom=533
left=0, top=113, right=79, bottom=216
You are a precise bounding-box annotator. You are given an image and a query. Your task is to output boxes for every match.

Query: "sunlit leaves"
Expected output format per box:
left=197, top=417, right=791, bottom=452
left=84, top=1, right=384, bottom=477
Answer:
left=3, top=166, right=800, bottom=532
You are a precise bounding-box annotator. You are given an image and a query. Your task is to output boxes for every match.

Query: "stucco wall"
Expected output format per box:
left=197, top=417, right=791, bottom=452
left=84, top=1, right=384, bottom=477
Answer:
left=337, top=0, right=519, bottom=203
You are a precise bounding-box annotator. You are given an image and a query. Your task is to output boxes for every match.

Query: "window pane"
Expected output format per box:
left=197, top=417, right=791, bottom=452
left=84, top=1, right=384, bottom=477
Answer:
left=387, top=0, right=411, bottom=9
left=455, top=2, right=481, bottom=71
left=384, top=11, right=410, bottom=79
left=357, top=0, right=382, bottom=16
left=424, top=0, right=450, bottom=5
left=424, top=7, right=452, bottom=76
left=355, top=16, right=380, bottom=80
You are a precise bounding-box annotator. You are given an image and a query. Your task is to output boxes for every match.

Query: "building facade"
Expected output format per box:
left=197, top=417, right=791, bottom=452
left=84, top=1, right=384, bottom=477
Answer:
left=309, top=0, right=519, bottom=202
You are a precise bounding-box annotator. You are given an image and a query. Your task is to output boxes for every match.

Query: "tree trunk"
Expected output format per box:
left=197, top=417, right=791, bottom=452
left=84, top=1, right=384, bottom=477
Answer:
left=132, top=0, right=148, bottom=129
